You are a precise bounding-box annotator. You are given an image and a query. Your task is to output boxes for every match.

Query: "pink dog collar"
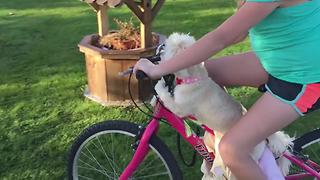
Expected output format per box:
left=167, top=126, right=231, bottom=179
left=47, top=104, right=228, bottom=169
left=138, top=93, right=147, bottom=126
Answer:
left=176, top=76, right=204, bottom=85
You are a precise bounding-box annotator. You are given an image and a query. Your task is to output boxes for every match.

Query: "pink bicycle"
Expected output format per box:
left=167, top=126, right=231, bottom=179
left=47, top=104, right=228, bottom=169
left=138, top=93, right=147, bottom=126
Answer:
left=67, top=48, right=320, bottom=180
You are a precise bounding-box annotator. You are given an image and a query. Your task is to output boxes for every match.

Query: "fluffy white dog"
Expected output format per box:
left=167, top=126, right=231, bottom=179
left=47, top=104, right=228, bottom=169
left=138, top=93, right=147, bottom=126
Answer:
left=154, top=32, right=293, bottom=180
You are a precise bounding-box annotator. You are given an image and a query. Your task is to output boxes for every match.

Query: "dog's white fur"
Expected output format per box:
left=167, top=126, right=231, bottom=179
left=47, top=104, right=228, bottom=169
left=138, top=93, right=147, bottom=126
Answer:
left=154, top=32, right=293, bottom=179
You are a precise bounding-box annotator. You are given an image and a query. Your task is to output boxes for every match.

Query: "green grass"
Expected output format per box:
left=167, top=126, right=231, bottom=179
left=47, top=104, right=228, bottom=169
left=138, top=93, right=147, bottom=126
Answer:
left=0, top=0, right=319, bottom=179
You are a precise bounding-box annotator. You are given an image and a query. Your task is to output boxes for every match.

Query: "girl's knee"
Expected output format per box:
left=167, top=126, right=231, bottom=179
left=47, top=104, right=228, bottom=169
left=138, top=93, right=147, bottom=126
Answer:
left=218, top=137, right=250, bottom=167
left=218, top=137, right=238, bottom=166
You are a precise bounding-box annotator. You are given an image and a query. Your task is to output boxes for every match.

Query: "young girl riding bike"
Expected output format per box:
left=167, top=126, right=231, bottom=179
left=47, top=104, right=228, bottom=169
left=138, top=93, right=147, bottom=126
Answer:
left=134, top=0, right=320, bottom=179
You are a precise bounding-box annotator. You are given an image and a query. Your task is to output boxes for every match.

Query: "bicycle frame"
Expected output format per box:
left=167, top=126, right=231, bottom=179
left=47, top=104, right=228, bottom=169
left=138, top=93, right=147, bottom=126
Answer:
left=284, top=153, right=320, bottom=179
left=119, top=98, right=320, bottom=180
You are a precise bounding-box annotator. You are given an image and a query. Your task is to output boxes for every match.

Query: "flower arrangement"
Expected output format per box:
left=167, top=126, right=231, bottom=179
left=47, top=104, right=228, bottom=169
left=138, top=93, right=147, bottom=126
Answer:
left=93, top=18, right=159, bottom=50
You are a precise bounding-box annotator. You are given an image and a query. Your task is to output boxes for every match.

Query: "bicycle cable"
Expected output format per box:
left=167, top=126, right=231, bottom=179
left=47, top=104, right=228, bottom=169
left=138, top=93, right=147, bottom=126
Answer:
left=128, top=71, right=169, bottom=125
left=127, top=52, right=201, bottom=166
left=128, top=72, right=156, bottom=117
left=176, top=126, right=201, bottom=167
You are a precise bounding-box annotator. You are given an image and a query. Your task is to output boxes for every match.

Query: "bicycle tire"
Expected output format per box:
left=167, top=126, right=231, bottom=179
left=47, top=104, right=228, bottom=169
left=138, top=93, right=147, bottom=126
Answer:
left=67, top=120, right=183, bottom=180
left=293, top=128, right=320, bottom=152
left=289, top=128, right=320, bottom=179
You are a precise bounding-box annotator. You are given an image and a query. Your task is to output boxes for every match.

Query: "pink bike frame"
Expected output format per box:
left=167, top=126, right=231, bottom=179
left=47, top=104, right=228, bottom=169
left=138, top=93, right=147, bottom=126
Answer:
left=119, top=99, right=320, bottom=180
left=284, top=153, right=320, bottom=179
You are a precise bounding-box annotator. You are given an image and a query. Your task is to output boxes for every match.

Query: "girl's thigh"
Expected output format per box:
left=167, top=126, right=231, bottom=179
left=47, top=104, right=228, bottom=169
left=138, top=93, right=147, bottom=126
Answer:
left=204, top=52, right=268, bottom=87
left=221, top=92, right=299, bottom=152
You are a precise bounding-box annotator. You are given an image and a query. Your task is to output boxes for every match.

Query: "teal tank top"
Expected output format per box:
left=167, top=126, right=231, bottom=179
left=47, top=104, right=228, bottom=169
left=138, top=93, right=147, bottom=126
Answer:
left=247, top=0, right=320, bottom=84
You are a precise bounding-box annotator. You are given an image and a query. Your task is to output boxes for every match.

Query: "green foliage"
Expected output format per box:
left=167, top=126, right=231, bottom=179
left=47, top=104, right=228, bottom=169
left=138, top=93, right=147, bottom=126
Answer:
left=0, top=0, right=319, bottom=179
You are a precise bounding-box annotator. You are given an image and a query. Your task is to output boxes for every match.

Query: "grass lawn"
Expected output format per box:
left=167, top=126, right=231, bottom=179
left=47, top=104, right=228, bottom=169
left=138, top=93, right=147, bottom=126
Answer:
left=0, top=0, right=319, bottom=179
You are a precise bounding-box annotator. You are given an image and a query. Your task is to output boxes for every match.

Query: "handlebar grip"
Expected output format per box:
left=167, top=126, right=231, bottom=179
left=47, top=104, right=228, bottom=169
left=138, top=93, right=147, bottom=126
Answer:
left=136, top=70, right=148, bottom=80
left=147, top=55, right=161, bottom=63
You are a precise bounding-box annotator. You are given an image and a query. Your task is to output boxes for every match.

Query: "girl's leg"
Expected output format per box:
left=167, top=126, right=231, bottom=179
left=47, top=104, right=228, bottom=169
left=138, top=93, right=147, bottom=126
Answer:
left=204, top=52, right=268, bottom=87
left=218, top=92, right=300, bottom=180
left=205, top=51, right=295, bottom=179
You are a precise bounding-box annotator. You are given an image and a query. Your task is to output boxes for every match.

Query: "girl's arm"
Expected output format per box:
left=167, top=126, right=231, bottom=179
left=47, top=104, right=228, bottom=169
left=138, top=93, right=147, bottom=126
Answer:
left=134, top=2, right=281, bottom=79
left=232, top=32, right=248, bottom=44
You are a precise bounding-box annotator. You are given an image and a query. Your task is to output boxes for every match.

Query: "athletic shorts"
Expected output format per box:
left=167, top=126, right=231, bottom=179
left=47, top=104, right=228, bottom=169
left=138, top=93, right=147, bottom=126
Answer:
left=258, top=75, right=320, bottom=116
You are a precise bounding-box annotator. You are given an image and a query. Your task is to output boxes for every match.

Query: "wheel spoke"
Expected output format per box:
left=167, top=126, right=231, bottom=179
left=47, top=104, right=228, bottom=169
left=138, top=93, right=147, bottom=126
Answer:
left=111, top=132, right=116, bottom=179
left=135, top=162, right=166, bottom=176
left=89, top=138, right=122, bottom=173
left=69, top=122, right=178, bottom=180
left=95, top=136, right=121, bottom=174
left=135, top=154, right=163, bottom=176
left=78, top=174, right=94, bottom=180
left=78, top=159, right=113, bottom=178
left=134, top=171, right=169, bottom=179
left=83, top=146, right=110, bottom=176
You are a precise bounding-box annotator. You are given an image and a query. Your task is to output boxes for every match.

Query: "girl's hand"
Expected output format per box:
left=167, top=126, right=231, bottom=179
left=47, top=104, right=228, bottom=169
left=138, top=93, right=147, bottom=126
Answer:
left=133, top=58, right=162, bottom=79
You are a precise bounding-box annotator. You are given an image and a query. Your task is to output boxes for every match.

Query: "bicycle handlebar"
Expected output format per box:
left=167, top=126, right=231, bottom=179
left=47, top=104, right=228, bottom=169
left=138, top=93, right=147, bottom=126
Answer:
left=136, top=70, right=148, bottom=80
left=119, top=44, right=164, bottom=80
left=135, top=52, right=162, bottom=80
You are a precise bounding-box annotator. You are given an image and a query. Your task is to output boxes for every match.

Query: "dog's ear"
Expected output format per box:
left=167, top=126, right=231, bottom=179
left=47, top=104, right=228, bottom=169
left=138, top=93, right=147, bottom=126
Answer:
left=163, top=33, right=196, bottom=61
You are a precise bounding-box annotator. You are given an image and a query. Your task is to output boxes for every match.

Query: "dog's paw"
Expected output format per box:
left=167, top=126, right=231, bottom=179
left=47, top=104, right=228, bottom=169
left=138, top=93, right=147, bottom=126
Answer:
left=155, top=79, right=169, bottom=95
left=150, top=96, right=157, bottom=107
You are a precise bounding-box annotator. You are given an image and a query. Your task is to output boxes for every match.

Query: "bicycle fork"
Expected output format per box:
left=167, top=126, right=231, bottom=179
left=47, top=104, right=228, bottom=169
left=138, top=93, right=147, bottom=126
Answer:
left=119, top=119, right=159, bottom=180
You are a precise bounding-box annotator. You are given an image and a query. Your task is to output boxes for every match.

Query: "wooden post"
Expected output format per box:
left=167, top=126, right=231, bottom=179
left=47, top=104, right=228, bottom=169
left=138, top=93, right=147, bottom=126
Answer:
left=107, top=0, right=123, bottom=7
left=123, top=0, right=143, bottom=25
left=140, top=0, right=152, bottom=48
left=97, top=5, right=108, bottom=36
left=151, top=0, right=165, bottom=22
left=83, top=0, right=99, bottom=11
left=124, top=0, right=165, bottom=48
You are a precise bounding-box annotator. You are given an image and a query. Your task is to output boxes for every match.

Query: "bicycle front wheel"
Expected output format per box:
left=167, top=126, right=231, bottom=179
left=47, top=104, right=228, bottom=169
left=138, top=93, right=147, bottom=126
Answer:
left=289, top=128, right=320, bottom=179
left=67, top=120, right=182, bottom=180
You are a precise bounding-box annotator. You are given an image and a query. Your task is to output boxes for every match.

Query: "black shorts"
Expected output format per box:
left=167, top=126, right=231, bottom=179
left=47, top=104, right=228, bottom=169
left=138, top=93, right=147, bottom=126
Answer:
left=258, top=75, right=320, bottom=116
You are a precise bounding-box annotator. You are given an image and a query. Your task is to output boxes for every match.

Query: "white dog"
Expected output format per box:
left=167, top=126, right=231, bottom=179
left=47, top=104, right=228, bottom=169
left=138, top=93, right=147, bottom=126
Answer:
left=154, top=33, right=293, bottom=179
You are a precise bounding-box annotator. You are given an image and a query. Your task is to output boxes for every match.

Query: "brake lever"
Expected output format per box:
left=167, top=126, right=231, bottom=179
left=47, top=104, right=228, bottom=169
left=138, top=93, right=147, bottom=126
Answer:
left=118, top=67, right=148, bottom=80
left=118, top=67, right=133, bottom=76
left=146, top=55, right=161, bottom=64
left=118, top=43, right=164, bottom=77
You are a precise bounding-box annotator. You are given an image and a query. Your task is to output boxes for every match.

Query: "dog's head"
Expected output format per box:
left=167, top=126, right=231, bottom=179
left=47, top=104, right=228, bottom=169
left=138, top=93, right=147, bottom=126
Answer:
left=162, top=33, right=208, bottom=78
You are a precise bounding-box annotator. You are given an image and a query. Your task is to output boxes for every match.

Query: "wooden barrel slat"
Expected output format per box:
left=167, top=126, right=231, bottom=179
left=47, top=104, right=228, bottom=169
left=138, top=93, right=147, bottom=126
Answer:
left=105, top=59, right=124, bottom=101
left=80, top=34, right=157, bottom=105
left=122, top=60, right=139, bottom=100
left=85, top=54, right=108, bottom=101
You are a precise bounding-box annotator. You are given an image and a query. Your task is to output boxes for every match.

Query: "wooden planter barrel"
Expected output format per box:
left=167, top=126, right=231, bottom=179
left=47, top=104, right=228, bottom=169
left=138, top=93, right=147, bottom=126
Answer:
left=79, top=34, right=158, bottom=105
